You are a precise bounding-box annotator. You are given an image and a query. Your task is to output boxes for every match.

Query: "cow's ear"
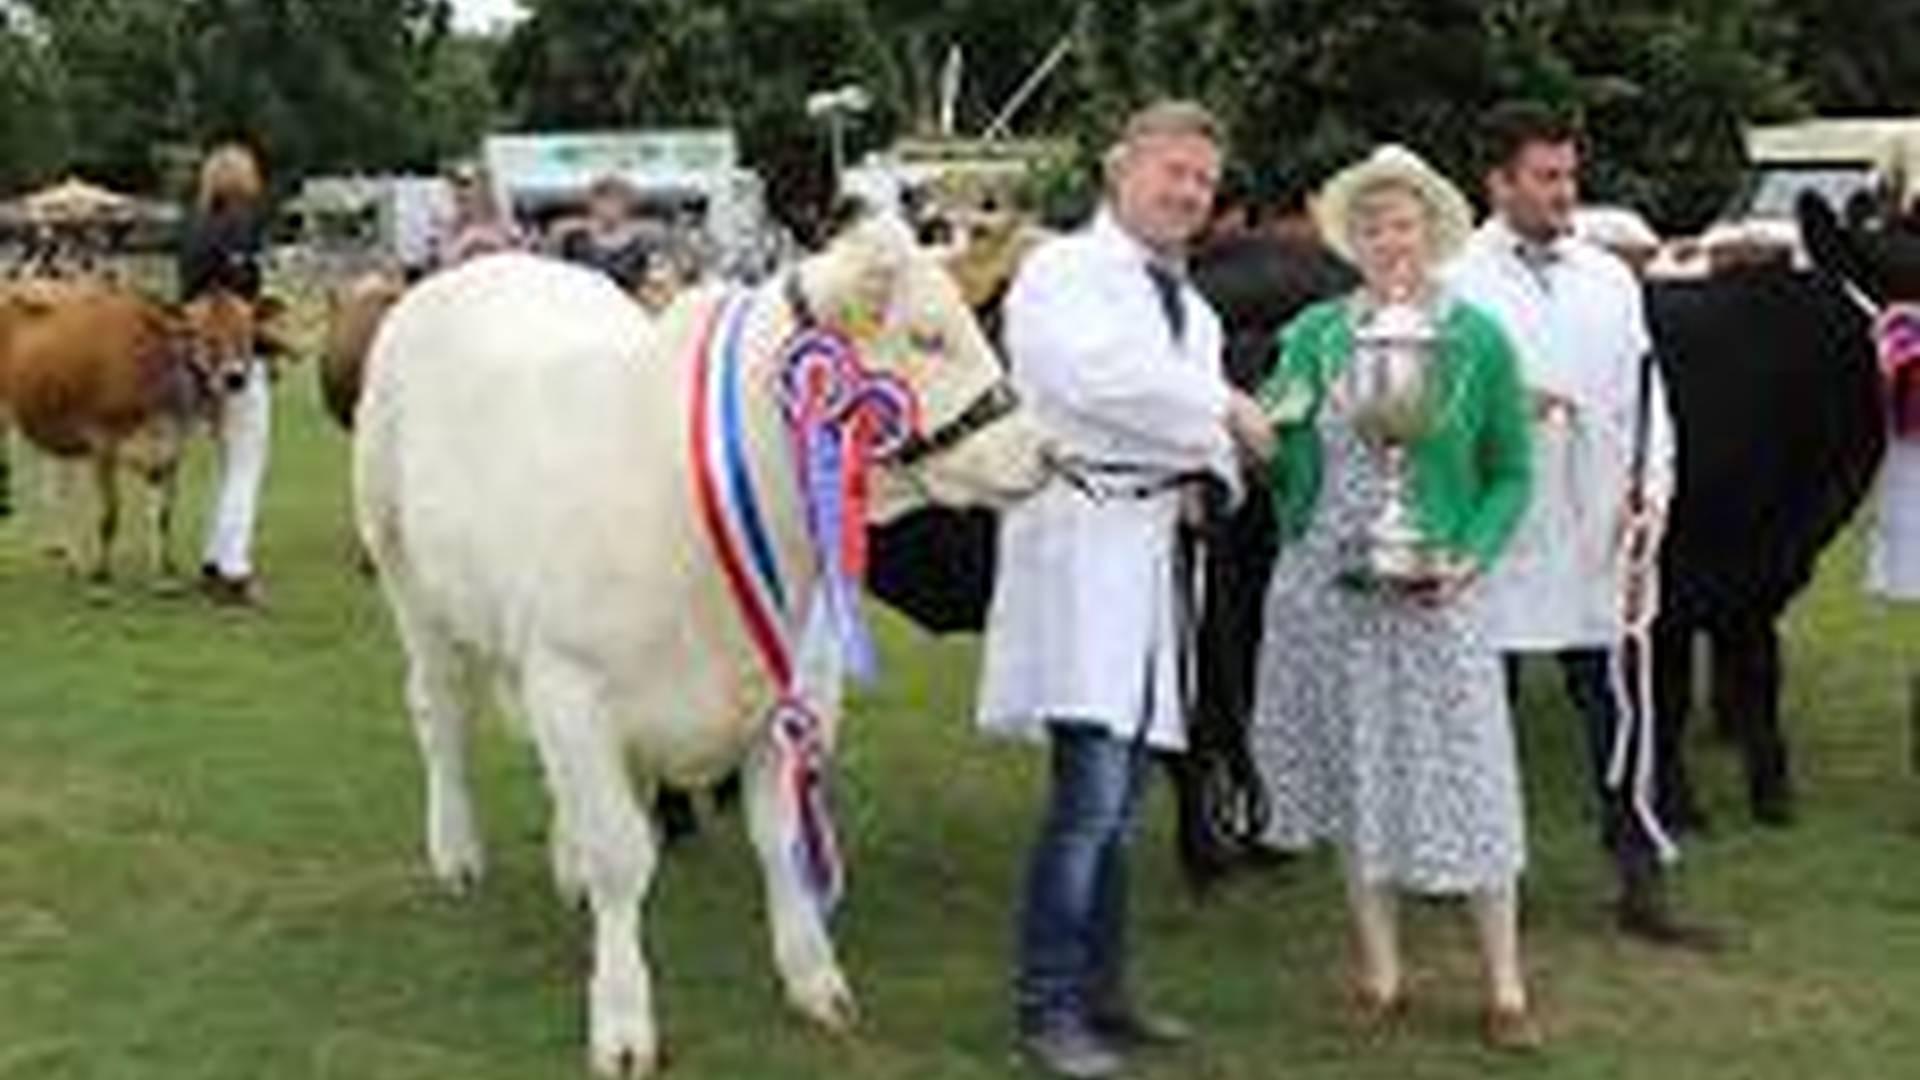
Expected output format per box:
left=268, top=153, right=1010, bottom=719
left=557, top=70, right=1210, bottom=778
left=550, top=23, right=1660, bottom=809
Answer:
left=816, top=213, right=913, bottom=330
left=155, top=302, right=190, bottom=335
left=1798, top=191, right=1884, bottom=307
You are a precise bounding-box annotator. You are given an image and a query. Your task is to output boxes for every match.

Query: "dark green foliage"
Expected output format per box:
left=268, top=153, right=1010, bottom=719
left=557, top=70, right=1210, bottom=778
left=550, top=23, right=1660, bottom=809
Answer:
left=4, top=0, right=1920, bottom=231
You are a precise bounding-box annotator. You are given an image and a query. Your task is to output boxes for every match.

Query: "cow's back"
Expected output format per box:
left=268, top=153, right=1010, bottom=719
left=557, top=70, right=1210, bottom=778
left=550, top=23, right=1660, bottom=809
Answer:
left=0, top=284, right=172, bottom=456
left=355, top=255, right=771, bottom=773
left=1649, top=268, right=1884, bottom=621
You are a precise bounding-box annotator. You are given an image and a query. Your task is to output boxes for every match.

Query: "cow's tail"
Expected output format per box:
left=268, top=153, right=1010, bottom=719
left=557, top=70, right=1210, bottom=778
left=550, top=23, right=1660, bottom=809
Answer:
left=350, top=341, right=407, bottom=586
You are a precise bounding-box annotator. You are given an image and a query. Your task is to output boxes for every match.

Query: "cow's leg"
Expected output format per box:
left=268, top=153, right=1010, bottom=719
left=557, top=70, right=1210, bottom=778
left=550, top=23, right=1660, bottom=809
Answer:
left=33, top=450, right=73, bottom=564
left=743, top=729, right=856, bottom=1032
left=1723, top=615, right=1792, bottom=826
left=0, top=421, right=12, bottom=520
left=148, top=460, right=182, bottom=585
left=524, top=654, right=658, bottom=1079
left=88, top=447, right=119, bottom=582
left=394, top=599, right=486, bottom=893
left=1653, top=617, right=1706, bottom=833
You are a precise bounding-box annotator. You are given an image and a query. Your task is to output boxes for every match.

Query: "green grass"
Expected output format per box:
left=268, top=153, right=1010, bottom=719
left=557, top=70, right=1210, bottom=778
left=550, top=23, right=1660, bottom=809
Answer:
left=4, top=373, right=1920, bottom=1080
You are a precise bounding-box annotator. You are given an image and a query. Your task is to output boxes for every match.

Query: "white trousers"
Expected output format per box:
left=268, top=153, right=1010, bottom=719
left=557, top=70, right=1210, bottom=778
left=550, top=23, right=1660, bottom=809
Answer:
left=203, top=361, right=272, bottom=579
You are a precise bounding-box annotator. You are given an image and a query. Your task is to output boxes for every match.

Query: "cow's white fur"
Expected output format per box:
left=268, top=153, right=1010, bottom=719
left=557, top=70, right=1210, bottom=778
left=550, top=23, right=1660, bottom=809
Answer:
left=354, top=217, right=1048, bottom=1078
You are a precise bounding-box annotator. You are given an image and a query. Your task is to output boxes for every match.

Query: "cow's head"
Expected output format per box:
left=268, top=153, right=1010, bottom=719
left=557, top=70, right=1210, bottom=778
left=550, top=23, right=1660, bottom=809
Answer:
left=794, top=212, right=1053, bottom=516
left=177, top=289, right=281, bottom=396
left=1799, top=191, right=1920, bottom=308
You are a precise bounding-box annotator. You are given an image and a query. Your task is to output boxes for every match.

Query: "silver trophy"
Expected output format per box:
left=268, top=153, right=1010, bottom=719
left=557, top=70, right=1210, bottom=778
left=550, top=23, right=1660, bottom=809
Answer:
left=1341, top=300, right=1453, bottom=589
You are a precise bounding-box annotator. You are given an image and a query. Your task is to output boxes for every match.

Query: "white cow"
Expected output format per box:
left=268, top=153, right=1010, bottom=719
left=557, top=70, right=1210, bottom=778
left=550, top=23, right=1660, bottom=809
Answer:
left=354, top=215, right=1052, bottom=1077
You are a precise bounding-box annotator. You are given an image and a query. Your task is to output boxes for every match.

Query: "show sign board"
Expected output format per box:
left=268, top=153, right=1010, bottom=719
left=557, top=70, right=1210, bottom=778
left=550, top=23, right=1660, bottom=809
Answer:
left=483, top=130, right=740, bottom=204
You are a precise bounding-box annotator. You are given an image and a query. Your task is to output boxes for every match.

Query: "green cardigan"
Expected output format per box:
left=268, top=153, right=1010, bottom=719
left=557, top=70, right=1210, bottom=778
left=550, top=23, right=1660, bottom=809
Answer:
left=1260, top=296, right=1533, bottom=570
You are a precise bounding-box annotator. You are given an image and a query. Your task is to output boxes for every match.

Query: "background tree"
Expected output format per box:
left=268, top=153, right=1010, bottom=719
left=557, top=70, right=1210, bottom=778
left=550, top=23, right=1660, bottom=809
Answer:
left=5, top=0, right=1920, bottom=232
left=497, top=0, right=904, bottom=233
left=1779, top=0, right=1920, bottom=114
left=9, top=0, right=489, bottom=193
left=0, top=8, right=69, bottom=191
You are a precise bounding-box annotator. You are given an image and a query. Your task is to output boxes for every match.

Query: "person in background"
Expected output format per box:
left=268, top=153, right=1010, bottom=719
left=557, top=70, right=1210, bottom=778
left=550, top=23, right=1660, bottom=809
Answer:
left=552, top=174, right=661, bottom=295
left=177, top=141, right=274, bottom=607
left=1448, top=102, right=1721, bottom=948
left=434, top=164, right=524, bottom=270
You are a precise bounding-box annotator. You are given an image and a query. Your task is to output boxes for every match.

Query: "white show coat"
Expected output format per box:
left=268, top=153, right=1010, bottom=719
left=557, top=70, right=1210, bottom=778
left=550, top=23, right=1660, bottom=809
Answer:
left=1447, top=217, right=1675, bottom=651
left=976, top=211, right=1237, bottom=751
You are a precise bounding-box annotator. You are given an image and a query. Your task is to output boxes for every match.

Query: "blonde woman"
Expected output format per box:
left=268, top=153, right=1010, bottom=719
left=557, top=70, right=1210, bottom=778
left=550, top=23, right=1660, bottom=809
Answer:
left=1250, top=146, right=1539, bottom=1048
left=178, top=141, right=272, bottom=605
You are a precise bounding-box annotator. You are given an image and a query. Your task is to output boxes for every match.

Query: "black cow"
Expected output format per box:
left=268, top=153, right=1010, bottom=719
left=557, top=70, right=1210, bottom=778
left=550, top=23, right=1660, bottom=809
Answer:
left=1647, top=221, right=1884, bottom=829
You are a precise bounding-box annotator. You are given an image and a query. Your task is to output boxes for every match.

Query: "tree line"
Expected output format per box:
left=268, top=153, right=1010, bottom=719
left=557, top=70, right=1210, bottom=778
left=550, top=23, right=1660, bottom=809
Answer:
left=2, top=0, right=1916, bottom=231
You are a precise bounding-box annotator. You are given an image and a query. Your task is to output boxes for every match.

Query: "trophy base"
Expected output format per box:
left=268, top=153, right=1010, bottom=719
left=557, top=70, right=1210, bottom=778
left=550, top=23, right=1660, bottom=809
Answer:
left=1337, top=545, right=1463, bottom=596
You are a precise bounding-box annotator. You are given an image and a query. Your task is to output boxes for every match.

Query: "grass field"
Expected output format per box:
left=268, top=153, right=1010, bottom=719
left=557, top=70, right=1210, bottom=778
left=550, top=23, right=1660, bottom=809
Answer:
left=4, top=360, right=1920, bottom=1080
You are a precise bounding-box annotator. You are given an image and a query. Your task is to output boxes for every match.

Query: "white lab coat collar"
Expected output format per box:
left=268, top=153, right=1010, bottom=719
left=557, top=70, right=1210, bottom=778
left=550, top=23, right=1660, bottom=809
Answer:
left=1090, top=207, right=1188, bottom=275
left=1477, top=215, right=1574, bottom=263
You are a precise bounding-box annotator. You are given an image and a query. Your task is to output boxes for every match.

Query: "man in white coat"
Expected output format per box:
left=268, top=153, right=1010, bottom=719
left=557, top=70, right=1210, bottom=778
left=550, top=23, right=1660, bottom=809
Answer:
left=1448, top=102, right=1717, bottom=949
left=977, top=101, right=1273, bottom=1078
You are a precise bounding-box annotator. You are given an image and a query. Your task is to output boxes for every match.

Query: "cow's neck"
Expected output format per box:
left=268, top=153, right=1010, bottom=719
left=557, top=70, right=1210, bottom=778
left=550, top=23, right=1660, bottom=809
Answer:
left=689, top=264, right=862, bottom=692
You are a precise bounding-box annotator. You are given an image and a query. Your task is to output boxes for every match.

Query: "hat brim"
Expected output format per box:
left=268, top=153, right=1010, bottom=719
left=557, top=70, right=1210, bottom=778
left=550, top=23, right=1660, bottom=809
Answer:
left=1314, top=146, right=1475, bottom=267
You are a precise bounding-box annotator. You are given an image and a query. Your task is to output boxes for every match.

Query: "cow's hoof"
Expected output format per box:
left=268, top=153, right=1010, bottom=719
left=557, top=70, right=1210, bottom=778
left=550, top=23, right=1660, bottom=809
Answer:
left=788, top=971, right=859, bottom=1033
left=431, top=858, right=484, bottom=899
left=590, top=1024, right=659, bottom=1079
left=427, top=842, right=485, bottom=898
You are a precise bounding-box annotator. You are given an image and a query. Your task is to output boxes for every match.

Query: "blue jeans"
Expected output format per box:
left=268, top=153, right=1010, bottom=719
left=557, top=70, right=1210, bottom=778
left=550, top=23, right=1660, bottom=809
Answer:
left=1015, top=721, right=1151, bottom=1034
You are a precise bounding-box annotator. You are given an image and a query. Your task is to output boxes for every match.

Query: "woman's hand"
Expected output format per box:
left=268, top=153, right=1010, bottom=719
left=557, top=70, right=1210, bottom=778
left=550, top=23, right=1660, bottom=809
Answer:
left=1407, top=557, right=1480, bottom=609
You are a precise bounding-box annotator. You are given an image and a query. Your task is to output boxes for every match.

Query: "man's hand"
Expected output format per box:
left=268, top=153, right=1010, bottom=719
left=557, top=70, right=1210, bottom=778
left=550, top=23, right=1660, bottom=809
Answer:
left=1531, top=388, right=1577, bottom=425
left=1226, top=389, right=1277, bottom=463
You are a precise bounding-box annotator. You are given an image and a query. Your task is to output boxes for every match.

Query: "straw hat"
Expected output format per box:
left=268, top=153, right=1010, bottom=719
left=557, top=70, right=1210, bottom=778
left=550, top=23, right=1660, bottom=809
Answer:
left=1313, top=144, right=1475, bottom=265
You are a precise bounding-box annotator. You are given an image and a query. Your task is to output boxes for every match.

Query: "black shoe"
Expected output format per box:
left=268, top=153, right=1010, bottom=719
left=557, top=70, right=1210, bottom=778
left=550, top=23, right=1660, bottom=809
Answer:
left=1617, top=875, right=1727, bottom=953
left=199, top=565, right=262, bottom=607
left=1016, top=1024, right=1124, bottom=1078
left=1242, top=843, right=1300, bottom=870
left=1091, top=1006, right=1193, bottom=1048
left=1660, top=797, right=1713, bottom=837
left=1751, top=783, right=1796, bottom=828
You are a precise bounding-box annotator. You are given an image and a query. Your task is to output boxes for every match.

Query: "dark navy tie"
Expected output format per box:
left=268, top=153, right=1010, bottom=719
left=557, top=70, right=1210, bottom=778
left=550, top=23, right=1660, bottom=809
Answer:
left=1146, top=262, right=1187, bottom=346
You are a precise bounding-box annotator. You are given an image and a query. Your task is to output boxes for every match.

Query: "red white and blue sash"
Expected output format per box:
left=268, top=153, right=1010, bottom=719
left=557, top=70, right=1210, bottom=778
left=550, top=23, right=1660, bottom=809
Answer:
left=686, top=288, right=921, bottom=916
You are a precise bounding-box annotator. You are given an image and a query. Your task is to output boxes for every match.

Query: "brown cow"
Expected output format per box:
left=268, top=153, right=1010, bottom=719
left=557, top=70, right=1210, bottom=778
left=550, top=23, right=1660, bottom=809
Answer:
left=320, top=269, right=406, bottom=430
left=0, top=280, right=263, bottom=584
